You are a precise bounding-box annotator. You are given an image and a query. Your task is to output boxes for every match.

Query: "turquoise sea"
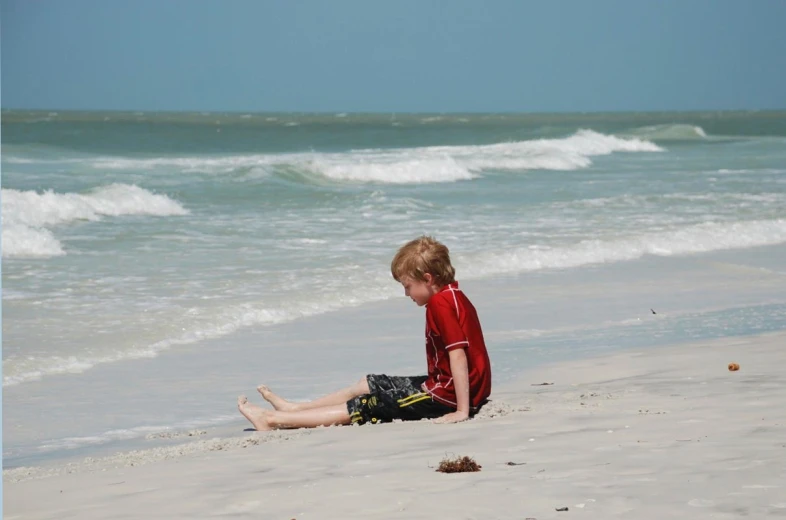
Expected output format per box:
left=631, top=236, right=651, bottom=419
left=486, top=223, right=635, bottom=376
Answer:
left=2, top=110, right=785, bottom=468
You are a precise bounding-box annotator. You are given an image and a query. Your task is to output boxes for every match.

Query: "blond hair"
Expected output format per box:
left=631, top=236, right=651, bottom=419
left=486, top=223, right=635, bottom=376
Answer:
left=391, top=236, right=456, bottom=286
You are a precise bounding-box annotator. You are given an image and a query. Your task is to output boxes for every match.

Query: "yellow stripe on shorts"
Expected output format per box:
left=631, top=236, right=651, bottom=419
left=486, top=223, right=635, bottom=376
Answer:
left=397, top=392, right=431, bottom=408
left=397, top=392, right=426, bottom=404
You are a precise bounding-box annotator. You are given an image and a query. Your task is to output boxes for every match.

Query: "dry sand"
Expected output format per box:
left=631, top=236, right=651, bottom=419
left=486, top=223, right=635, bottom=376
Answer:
left=4, top=331, right=785, bottom=519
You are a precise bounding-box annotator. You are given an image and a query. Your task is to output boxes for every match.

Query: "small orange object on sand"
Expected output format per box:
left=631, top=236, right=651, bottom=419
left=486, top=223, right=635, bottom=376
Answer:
left=728, top=363, right=740, bottom=371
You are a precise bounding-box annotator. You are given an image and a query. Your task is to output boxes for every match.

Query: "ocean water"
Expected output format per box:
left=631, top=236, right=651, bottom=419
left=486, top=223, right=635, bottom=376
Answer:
left=3, top=110, right=786, bottom=468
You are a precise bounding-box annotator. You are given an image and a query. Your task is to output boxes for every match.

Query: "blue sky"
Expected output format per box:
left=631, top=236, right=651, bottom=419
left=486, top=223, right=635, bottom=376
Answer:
left=2, top=0, right=785, bottom=112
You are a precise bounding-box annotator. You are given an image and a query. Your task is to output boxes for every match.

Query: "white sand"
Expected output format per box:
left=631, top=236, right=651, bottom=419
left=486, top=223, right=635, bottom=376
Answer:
left=5, top=331, right=785, bottom=519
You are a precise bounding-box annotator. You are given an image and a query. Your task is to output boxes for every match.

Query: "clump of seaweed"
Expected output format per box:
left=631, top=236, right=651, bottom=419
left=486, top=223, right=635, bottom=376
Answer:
left=436, top=455, right=481, bottom=473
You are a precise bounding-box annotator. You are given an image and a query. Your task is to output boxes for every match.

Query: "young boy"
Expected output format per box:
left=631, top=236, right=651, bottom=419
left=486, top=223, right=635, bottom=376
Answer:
left=237, top=236, right=492, bottom=430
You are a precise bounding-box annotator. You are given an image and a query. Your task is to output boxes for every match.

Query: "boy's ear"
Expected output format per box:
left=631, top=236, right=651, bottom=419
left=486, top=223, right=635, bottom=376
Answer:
left=423, top=273, right=433, bottom=285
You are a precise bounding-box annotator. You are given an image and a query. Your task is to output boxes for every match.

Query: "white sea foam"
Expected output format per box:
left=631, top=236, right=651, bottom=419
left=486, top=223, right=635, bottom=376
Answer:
left=304, top=130, right=659, bottom=183
left=462, top=219, right=786, bottom=278
left=0, top=225, right=65, bottom=258
left=89, top=130, right=662, bottom=184
left=716, top=168, right=785, bottom=175
left=34, top=413, right=239, bottom=454
left=560, top=191, right=786, bottom=210
left=37, top=426, right=165, bottom=452
left=2, top=184, right=188, bottom=259
left=3, top=157, right=37, bottom=164
left=6, top=218, right=784, bottom=387
left=301, top=156, right=475, bottom=183
left=2, top=284, right=397, bottom=387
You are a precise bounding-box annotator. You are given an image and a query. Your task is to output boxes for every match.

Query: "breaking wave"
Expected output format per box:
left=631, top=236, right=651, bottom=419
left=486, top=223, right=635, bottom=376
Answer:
left=89, top=130, right=662, bottom=184
left=2, top=184, right=188, bottom=259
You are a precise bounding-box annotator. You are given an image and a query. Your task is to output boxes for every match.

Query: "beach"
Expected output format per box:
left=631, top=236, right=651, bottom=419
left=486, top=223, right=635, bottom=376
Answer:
left=5, top=330, right=785, bottom=519
left=3, top=111, right=786, bottom=517
left=4, top=0, right=786, bottom=514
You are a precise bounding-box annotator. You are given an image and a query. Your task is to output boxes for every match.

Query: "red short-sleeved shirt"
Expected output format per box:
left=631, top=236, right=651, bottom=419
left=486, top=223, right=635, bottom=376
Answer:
left=423, top=281, right=492, bottom=409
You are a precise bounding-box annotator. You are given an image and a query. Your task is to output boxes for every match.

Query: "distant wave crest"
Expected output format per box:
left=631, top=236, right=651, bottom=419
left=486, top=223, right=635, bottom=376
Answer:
left=2, top=184, right=188, bottom=259
left=623, top=124, right=708, bottom=141
left=90, top=130, right=663, bottom=184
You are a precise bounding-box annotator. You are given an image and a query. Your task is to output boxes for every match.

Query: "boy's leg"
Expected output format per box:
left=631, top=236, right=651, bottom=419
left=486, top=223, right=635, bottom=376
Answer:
left=257, top=376, right=370, bottom=412
left=238, top=396, right=351, bottom=430
left=346, top=375, right=450, bottom=424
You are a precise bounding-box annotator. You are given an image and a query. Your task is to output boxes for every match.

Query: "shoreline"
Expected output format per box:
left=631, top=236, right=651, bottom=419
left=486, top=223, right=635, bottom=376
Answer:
left=6, top=330, right=786, bottom=519
left=5, top=306, right=783, bottom=474
left=4, top=243, right=785, bottom=482
left=4, top=243, right=785, bottom=472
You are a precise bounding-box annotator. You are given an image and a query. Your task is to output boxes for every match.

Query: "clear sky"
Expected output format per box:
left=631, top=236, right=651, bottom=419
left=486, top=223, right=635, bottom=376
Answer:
left=2, top=0, right=785, bottom=113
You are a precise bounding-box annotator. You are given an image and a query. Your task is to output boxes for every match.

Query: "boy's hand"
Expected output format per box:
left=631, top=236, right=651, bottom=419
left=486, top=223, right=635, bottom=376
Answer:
left=434, top=411, right=470, bottom=424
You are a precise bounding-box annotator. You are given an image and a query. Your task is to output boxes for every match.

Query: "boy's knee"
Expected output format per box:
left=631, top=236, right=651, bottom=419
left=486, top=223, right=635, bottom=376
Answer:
left=354, top=376, right=370, bottom=394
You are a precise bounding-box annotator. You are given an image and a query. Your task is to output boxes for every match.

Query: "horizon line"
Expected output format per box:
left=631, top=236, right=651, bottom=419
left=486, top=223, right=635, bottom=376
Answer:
left=3, top=107, right=786, bottom=116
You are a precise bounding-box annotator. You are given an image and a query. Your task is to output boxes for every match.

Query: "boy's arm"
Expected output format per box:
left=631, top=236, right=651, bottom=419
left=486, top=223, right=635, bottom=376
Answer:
left=434, top=347, right=470, bottom=424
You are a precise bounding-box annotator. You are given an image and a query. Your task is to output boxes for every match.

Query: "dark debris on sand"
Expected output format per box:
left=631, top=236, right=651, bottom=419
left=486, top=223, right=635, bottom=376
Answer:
left=436, top=455, right=482, bottom=473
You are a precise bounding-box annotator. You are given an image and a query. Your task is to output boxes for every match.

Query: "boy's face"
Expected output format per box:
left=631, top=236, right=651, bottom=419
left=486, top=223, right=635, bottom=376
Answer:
left=399, top=274, right=439, bottom=307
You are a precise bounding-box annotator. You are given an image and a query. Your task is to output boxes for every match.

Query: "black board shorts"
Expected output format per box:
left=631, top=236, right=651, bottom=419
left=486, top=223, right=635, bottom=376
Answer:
left=346, top=374, right=454, bottom=425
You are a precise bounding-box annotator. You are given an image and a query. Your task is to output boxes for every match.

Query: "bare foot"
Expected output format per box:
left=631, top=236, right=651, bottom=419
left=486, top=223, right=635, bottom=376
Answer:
left=257, top=384, right=297, bottom=411
left=237, top=395, right=274, bottom=431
